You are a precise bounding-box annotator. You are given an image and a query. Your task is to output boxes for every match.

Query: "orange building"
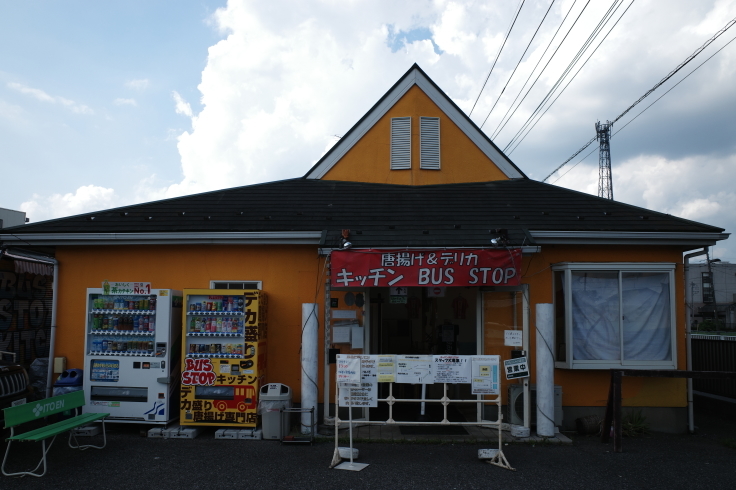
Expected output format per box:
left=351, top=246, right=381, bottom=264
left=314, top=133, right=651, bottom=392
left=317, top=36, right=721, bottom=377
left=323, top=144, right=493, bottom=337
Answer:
left=1, top=65, right=727, bottom=432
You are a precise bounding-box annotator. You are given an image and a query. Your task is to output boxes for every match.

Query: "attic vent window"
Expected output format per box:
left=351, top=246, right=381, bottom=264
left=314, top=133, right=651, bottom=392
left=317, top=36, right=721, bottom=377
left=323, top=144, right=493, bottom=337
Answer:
left=420, top=117, right=440, bottom=169
left=390, top=117, right=411, bottom=169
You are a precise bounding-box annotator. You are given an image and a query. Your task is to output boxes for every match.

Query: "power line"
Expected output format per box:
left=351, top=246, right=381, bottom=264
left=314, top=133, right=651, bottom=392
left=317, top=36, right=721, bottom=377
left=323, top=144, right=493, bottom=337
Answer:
left=549, top=32, right=736, bottom=185
left=612, top=16, right=736, bottom=125
left=469, top=0, right=526, bottom=117
left=479, top=0, right=557, bottom=129
left=491, top=0, right=580, bottom=140
left=506, top=0, right=634, bottom=155
left=491, top=0, right=591, bottom=140
left=504, top=0, right=628, bottom=154
left=612, top=33, right=736, bottom=136
left=545, top=15, right=736, bottom=182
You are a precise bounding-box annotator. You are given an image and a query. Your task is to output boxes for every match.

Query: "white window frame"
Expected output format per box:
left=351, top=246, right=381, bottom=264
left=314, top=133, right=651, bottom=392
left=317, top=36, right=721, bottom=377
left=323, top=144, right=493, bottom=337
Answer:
left=552, top=262, right=677, bottom=370
left=209, top=280, right=262, bottom=290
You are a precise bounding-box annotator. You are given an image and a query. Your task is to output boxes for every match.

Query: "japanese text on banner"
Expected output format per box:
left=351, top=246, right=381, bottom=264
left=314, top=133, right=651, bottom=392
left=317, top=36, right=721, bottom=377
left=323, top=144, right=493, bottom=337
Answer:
left=331, top=249, right=521, bottom=288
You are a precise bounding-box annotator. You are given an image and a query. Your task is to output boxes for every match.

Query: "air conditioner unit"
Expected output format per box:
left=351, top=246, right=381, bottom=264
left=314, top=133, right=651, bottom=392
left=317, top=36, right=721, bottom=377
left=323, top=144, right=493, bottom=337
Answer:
left=508, top=384, right=563, bottom=427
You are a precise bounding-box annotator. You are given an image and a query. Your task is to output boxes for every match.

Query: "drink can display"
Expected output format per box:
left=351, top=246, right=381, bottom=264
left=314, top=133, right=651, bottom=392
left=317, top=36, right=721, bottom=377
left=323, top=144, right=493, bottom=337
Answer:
left=149, top=319, right=154, bottom=332
left=217, top=318, right=223, bottom=332
left=102, top=339, right=108, bottom=351
left=148, top=341, right=154, bottom=352
left=150, top=295, right=156, bottom=310
left=133, top=316, right=139, bottom=331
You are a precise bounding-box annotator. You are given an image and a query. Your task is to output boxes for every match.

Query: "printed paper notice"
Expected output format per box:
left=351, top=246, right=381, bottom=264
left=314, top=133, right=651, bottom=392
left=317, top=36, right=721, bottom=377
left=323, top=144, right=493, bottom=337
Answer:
left=504, top=330, right=523, bottom=346
left=433, top=355, right=471, bottom=384
left=471, top=356, right=500, bottom=395
left=336, top=356, right=361, bottom=384
left=338, top=382, right=378, bottom=408
left=337, top=355, right=378, bottom=407
left=396, top=355, right=434, bottom=384
left=377, top=355, right=396, bottom=383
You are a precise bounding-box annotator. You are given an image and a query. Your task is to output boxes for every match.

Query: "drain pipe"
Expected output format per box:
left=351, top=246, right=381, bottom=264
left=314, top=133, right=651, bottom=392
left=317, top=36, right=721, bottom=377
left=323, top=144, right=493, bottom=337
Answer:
left=684, top=247, right=708, bottom=433
left=45, top=257, right=59, bottom=398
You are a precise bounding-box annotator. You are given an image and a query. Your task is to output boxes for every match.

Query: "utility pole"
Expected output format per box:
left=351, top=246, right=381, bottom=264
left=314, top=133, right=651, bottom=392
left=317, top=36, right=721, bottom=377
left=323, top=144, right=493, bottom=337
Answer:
left=596, top=120, right=613, bottom=200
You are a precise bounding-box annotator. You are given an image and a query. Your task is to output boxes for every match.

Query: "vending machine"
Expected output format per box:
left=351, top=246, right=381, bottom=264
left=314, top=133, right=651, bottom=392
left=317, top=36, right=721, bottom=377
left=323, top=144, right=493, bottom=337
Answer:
left=180, top=289, right=267, bottom=427
left=83, top=283, right=183, bottom=424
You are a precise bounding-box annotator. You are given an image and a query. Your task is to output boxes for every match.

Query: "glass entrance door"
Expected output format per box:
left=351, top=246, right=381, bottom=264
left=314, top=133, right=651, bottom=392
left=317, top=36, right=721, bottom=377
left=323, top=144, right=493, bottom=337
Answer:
left=480, top=287, right=528, bottom=425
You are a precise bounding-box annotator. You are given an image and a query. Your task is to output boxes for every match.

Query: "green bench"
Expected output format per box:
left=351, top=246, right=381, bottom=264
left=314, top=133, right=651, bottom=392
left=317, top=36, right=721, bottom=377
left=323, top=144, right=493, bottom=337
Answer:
left=2, top=390, right=109, bottom=478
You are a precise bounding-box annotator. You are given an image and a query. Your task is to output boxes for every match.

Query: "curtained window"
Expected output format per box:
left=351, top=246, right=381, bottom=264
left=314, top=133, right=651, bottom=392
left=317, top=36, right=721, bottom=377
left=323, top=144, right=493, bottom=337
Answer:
left=553, top=264, right=675, bottom=369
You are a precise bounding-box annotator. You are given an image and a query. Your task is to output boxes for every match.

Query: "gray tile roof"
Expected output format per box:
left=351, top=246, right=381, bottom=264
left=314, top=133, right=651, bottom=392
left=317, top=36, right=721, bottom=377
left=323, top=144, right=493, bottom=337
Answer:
left=3, top=178, right=724, bottom=248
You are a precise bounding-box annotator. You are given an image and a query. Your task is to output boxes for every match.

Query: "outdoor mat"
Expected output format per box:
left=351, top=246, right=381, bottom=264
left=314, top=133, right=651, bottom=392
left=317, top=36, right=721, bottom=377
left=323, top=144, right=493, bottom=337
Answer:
left=399, top=425, right=468, bottom=436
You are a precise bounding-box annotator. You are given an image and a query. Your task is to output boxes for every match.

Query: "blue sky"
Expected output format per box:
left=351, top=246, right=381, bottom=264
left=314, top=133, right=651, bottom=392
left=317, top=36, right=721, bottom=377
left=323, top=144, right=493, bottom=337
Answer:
left=0, top=1, right=224, bottom=205
left=1, top=0, right=735, bottom=262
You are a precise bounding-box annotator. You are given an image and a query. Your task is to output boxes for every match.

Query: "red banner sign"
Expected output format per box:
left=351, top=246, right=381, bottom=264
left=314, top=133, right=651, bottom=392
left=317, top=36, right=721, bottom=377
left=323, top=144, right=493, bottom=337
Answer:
left=330, top=249, right=522, bottom=288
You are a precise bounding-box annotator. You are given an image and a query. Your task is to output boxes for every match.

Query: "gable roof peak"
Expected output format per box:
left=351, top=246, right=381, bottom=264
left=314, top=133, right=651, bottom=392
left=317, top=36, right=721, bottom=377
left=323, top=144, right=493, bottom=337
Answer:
left=304, top=64, right=526, bottom=180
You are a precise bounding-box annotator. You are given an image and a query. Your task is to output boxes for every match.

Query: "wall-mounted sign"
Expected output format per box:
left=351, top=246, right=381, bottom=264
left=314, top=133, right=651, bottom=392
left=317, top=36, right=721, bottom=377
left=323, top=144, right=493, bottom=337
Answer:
left=331, top=249, right=521, bottom=288
left=503, top=356, right=530, bottom=380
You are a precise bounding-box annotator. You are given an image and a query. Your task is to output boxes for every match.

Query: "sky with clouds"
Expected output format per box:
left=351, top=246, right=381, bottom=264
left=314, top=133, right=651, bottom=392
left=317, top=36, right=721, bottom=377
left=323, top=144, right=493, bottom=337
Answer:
left=1, top=0, right=735, bottom=261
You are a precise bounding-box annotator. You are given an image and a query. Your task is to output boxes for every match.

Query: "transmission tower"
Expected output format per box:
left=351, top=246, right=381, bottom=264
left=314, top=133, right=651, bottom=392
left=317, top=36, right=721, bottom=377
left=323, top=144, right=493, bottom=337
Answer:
left=596, top=120, right=613, bottom=199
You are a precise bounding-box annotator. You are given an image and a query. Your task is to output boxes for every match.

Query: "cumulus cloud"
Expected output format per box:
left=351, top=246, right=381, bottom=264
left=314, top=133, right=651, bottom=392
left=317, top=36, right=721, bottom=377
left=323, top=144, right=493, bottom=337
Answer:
left=20, top=185, right=118, bottom=222
left=161, top=0, right=517, bottom=198
left=11, top=0, right=736, bottom=260
left=114, top=98, right=137, bottom=106
left=553, top=152, right=736, bottom=259
left=172, top=91, right=193, bottom=117
left=126, top=79, right=150, bottom=90
left=7, top=82, right=93, bottom=114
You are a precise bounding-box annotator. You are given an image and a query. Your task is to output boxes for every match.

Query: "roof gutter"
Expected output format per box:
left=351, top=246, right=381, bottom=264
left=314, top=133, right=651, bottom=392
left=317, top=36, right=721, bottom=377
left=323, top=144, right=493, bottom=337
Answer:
left=529, top=231, right=728, bottom=246
left=0, top=231, right=324, bottom=246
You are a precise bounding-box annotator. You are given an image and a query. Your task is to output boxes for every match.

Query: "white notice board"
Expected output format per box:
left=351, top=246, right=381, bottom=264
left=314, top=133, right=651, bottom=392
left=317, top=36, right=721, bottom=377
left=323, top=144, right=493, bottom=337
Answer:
left=471, top=356, right=500, bottom=395
left=337, top=355, right=378, bottom=407
left=336, top=355, right=361, bottom=385
left=432, top=355, right=471, bottom=384
left=396, top=355, right=434, bottom=384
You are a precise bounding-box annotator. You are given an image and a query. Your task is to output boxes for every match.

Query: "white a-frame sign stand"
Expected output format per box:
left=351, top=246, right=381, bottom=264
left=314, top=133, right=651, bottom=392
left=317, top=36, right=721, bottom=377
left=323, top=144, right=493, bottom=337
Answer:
left=333, top=356, right=368, bottom=471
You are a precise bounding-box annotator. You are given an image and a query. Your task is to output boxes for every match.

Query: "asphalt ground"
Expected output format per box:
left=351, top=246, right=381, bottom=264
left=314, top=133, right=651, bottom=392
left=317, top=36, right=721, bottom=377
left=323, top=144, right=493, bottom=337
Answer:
left=2, top=402, right=735, bottom=489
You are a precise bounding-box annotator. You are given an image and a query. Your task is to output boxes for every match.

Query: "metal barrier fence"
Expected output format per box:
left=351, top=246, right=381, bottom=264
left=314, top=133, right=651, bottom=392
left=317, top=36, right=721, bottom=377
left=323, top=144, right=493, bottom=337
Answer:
left=331, top=382, right=514, bottom=471
left=691, top=335, right=736, bottom=399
